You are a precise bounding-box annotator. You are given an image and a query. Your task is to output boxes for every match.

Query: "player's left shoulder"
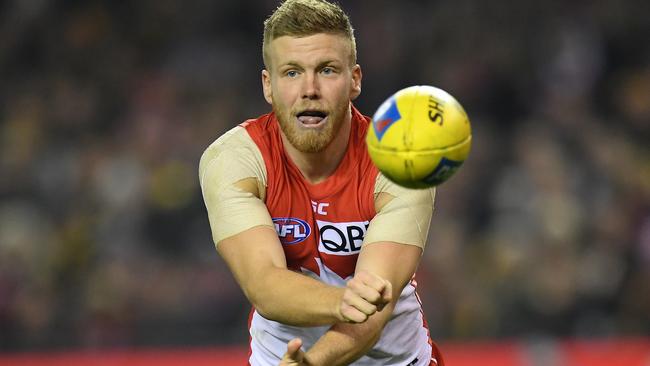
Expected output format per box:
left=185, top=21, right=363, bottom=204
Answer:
left=374, top=172, right=436, bottom=212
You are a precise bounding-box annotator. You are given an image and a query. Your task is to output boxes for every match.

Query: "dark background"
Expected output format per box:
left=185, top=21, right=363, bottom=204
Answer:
left=1, top=0, right=649, bottom=351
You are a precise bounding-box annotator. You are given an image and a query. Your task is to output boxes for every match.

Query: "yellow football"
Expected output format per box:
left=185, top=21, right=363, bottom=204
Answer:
left=366, top=85, right=472, bottom=189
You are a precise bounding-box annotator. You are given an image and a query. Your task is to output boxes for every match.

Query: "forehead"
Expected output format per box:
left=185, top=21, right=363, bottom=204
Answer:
left=267, top=33, right=352, bottom=68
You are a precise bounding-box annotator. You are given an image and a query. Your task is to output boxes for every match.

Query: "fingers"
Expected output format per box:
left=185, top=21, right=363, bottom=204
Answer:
left=280, top=338, right=304, bottom=366
left=354, top=270, right=393, bottom=306
left=346, top=280, right=380, bottom=313
left=338, top=270, right=393, bottom=323
left=378, top=280, right=392, bottom=312
left=286, top=338, right=303, bottom=357
left=339, top=290, right=378, bottom=323
left=354, top=270, right=386, bottom=292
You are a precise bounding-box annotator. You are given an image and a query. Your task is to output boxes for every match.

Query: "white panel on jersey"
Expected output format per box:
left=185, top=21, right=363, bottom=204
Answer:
left=316, top=220, right=370, bottom=256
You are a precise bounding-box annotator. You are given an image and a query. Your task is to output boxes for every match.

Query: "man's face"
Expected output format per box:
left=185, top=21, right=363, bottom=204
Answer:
left=262, top=33, right=362, bottom=153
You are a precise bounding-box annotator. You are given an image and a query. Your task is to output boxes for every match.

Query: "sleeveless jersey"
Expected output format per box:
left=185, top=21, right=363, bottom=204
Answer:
left=241, top=107, right=435, bottom=366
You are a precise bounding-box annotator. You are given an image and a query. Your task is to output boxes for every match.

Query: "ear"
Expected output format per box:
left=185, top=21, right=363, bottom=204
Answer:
left=350, top=64, right=362, bottom=101
left=261, top=69, right=273, bottom=105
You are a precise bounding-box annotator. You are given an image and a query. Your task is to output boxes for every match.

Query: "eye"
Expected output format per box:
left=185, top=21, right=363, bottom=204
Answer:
left=321, top=67, right=334, bottom=75
left=286, top=70, right=299, bottom=78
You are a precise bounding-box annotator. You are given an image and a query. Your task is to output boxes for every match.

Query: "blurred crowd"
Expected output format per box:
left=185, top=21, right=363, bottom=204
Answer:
left=0, top=0, right=648, bottom=351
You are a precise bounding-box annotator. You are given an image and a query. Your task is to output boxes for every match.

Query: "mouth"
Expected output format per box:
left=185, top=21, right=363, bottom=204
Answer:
left=296, top=110, right=328, bottom=127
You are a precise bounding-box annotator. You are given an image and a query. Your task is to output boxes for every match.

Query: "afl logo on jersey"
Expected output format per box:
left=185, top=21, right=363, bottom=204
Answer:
left=273, top=217, right=311, bottom=245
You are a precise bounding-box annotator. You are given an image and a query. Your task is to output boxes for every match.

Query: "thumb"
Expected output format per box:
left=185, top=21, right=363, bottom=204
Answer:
left=377, top=280, right=393, bottom=311
left=286, top=338, right=303, bottom=358
left=281, top=338, right=304, bottom=365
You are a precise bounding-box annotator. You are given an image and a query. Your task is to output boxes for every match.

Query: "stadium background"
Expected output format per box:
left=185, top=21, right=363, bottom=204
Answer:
left=0, top=0, right=648, bottom=364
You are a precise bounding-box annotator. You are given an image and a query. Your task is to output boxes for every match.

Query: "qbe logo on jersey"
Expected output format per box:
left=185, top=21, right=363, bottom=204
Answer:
left=317, top=220, right=370, bottom=255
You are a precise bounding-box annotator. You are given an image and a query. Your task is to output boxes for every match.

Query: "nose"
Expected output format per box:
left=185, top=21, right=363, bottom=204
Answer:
left=302, top=72, right=320, bottom=100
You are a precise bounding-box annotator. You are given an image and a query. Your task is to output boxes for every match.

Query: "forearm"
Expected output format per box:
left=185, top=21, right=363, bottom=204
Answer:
left=303, top=302, right=394, bottom=366
left=302, top=242, right=422, bottom=365
left=217, top=226, right=347, bottom=327
left=248, top=267, right=344, bottom=326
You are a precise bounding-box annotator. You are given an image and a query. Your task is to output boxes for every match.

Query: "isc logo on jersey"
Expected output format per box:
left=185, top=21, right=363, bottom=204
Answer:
left=273, top=217, right=311, bottom=244
left=317, top=220, right=370, bottom=255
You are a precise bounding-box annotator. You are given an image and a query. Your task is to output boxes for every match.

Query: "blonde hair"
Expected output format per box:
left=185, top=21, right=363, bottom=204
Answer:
left=262, top=0, right=357, bottom=68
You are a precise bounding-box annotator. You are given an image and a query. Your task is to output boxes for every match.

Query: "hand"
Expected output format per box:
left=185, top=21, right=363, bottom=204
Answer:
left=280, top=338, right=306, bottom=366
left=337, top=270, right=392, bottom=323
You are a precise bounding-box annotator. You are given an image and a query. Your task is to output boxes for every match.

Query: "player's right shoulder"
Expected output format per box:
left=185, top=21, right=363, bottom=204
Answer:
left=198, top=125, right=267, bottom=192
left=199, top=125, right=274, bottom=246
left=200, top=125, right=248, bottom=168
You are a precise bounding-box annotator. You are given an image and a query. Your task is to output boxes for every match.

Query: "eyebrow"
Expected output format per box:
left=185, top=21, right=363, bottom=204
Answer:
left=280, top=60, right=341, bottom=69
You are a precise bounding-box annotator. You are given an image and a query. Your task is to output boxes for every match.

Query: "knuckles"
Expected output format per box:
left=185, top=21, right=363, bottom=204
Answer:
left=338, top=271, right=394, bottom=324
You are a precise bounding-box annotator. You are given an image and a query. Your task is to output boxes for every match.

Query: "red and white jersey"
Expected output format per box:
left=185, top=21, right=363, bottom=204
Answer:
left=199, top=106, right=440, bottom=366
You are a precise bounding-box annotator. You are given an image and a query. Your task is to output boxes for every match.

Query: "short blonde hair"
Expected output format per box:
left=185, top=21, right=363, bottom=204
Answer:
left=262, top=0, right=357, bottom=68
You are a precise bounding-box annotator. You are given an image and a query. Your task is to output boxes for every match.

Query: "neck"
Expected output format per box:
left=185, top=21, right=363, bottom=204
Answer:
left=281, top=109, right=352, bottom=185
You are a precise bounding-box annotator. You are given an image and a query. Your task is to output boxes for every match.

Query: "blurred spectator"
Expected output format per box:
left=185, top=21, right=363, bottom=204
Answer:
left=0, top=0, right=648, bottom=350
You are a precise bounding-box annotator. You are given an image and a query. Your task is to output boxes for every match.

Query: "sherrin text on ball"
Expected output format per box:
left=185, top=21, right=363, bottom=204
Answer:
left=366, top=85, right=472, bottom=188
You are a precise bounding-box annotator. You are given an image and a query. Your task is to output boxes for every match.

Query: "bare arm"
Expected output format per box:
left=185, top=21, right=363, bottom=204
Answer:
left=286, top=184, right=434, bottom=365
left=301, top=241, right=423, bottom=365
left=218, top=225, right=345, bottom=326
left=216, top=180, right=389, bottom=326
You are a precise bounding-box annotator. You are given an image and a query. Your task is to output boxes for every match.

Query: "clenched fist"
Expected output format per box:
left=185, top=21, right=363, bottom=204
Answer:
left=337, top=270, right=392, bottom=323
